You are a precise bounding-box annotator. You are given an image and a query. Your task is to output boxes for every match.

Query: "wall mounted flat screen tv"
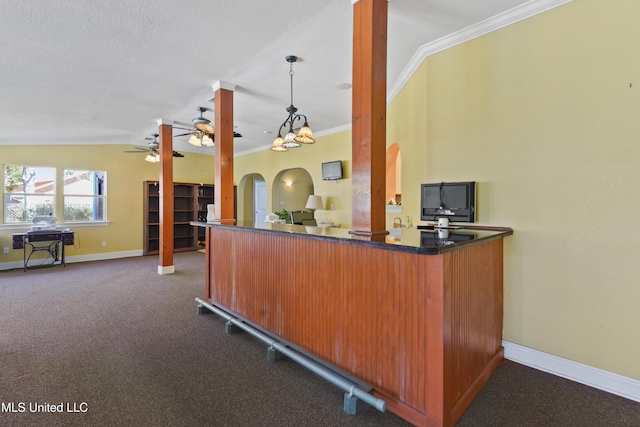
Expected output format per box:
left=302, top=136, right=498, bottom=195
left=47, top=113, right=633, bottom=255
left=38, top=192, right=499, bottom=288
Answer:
left=322, top=160, right=343, bottom=181
left=420, top=181, right=476, bottom=223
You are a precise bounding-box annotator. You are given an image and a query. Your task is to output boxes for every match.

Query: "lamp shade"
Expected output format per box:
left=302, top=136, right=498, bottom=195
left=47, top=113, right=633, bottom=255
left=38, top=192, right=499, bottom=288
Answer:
left=270, top=136, right=287, bottom=152
left=305, top=195, right=323, bottom=210
left=282, top=130, right=301, bottom=149
left=294, top=123, right=315, bottom=144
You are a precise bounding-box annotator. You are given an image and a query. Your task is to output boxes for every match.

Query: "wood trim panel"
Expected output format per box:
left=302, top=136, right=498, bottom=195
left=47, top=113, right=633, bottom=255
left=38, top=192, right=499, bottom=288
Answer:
left=206, top=227, right=505, bottom=426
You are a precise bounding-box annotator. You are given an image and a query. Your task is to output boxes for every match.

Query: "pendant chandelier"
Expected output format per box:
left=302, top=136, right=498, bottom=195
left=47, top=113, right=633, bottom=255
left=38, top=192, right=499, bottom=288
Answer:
left=270, top=55, right=315, bottom=152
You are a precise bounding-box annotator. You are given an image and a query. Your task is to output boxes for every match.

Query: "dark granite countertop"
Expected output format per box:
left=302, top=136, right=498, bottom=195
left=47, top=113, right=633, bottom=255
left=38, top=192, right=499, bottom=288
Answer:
left=192, top=221, right=512, bottom=255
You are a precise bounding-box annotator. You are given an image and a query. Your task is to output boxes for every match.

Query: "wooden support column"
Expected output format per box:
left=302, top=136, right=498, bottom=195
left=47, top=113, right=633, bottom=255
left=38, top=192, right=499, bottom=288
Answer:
left=157, top=121, right=175, bottom=274
left=350, top=0, right=388, bottom=240
left=213, top=81, right=236, bottom=224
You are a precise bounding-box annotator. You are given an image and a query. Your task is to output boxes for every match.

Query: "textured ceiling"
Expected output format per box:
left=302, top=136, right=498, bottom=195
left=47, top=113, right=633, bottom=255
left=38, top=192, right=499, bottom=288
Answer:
left=0, top=0, right=563, bottom=155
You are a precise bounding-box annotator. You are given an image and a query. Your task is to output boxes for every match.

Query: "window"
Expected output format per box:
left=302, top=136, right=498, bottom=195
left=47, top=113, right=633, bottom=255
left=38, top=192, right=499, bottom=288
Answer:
left=63, top=170, right=106, bottom=221
left=3, top=165, right=56, bottom=223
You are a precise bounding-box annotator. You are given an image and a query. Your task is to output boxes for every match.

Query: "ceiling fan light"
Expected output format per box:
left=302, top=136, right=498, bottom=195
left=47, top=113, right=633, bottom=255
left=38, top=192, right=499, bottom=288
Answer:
left=188, top=134, right=202, bottom=147
left=144, top=153, right=156, bottom=163
left=196, top=122, right=215, bottom=134
left=295, top=124, right=315, bottom=144
left=270, top=136, right=287, bottom=152
left=282, top=130, right=301, bottom=148
left=201, top=134, right=214, bottom=146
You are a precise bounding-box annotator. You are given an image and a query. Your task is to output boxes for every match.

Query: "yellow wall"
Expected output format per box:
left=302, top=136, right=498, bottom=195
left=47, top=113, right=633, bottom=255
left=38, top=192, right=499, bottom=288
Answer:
left=425, top=0, right=640, bottom=379
left=277, top=168, right=314, bottom=213
left=0, top=144, right=214, bottom=262
left=234, top=133, right=353, bottom=227
left=386, top=58, right=430, bottom=228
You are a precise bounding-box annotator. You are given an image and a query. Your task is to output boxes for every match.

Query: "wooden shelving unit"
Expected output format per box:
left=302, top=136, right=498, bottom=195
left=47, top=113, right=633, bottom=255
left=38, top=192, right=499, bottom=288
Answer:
left=143, top=181, right=214, bottom=255
left=195, top=185, right=214, bottom=249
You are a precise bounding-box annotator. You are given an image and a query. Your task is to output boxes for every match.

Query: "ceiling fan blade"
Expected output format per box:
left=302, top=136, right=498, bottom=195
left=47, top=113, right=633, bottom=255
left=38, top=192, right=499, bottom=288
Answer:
left=173, top=121, right=193, bottom=129
left=173, top=132, right=193, bottom=137
left=173, top=151, right=184, bottom=158
left=124, top=146, right=149, bottom=153
left=204, top=132, right=243, bottom=143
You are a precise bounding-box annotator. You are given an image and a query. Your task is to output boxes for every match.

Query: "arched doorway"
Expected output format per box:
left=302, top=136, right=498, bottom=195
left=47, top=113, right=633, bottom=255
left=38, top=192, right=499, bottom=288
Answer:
left=272, top=168, right=314, bottom=221
left=238, top=173, right=266, bottom=224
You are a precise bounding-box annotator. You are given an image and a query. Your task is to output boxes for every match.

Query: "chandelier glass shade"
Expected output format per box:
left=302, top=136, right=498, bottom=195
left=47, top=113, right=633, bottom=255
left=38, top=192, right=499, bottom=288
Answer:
left=270, top=55, right=315, bottom=152
left=270, top=135, right=287, bottom=152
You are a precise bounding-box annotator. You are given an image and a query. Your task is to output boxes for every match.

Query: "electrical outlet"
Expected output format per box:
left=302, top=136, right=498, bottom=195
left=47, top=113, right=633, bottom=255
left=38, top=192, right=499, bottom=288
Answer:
left=3, top=247, right=9, bottom=254
left=102, top=241, right=107, bottom=247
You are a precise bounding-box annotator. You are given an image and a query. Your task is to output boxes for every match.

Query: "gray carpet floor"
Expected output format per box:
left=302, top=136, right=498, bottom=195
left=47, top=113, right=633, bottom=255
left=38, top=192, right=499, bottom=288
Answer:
left=1, top=252, right=639, bottom=427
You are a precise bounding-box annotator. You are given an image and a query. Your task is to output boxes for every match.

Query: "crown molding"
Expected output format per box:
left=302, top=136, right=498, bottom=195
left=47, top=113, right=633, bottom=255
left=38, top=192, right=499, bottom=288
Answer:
left=388, top=0, right=575, bottom=103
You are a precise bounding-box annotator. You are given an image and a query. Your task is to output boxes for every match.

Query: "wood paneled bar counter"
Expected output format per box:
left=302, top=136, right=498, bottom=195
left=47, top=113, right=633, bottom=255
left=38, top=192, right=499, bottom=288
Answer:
left=192, top=221, right=512, bottom=427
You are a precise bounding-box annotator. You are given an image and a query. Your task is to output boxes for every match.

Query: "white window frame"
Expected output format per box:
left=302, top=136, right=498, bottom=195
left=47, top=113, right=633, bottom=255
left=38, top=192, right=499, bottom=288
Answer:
left=3, top=164, right=56, bottom=224
left=63, top=169, right=107, bottom=222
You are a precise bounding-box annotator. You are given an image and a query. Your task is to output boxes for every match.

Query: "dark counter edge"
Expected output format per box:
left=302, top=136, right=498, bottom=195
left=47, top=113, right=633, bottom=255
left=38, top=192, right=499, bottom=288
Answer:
left=191, top=221, right=513, bottom=255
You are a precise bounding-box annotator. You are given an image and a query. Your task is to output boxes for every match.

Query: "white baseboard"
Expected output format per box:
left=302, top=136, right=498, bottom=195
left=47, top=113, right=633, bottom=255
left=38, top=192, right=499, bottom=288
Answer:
left=66, top=250, right=143, bottom=264
left=0, top=250, right=143, bottom=271
left=503, top=341, right=640, bottom=403
left=0, top=260, right=24, bottom=271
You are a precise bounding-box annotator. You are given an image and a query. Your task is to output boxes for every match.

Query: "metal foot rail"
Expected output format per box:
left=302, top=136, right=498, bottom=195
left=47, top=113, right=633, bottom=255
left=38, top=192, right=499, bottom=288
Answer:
left=195, top=297, right=387, bottom=413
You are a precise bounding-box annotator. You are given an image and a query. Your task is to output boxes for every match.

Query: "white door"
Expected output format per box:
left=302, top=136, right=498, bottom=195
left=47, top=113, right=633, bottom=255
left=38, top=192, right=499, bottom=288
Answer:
left=254, top=179, right=267, bottom=224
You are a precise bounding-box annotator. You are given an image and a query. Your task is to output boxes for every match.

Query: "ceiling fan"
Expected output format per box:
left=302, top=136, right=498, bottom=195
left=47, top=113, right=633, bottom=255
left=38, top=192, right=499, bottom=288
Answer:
left=124, top=133, right=184, bottom=162
left=173, top=106, right=242, bottom=147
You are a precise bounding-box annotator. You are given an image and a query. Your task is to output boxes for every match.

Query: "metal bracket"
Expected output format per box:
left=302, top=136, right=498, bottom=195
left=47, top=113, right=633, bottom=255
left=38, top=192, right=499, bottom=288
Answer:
left=344, top=388, right=368, bottom=415
left=224, top=321, right=241, bottom=335
left=267, top=346, right=285, bottom=362
left=196, top=304, right=213, bottom=315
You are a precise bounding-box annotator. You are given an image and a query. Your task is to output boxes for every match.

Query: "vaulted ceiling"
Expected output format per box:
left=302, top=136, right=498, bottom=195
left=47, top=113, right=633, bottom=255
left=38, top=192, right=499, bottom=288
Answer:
left=0, top=0, right=570, bottom=155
